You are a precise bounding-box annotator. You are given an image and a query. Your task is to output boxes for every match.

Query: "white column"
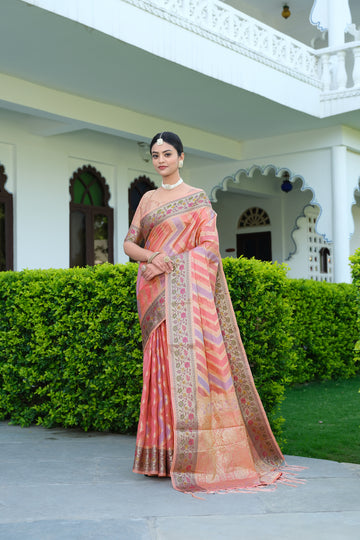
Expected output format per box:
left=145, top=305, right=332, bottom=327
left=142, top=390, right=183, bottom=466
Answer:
left=328, top=0, right=350, bottom=47
left=331, top=146, right=351, bottom=283
left=310, top=0, right=352, bottom=47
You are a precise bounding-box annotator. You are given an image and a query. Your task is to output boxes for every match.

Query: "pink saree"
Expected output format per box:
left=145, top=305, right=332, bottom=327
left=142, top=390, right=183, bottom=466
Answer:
left=126, top=189, right=285, bottom=493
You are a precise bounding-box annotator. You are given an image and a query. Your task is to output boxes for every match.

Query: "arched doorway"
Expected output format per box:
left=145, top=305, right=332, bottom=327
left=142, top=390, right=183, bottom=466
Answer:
left=237, top=207, right=272, bottom=261
left=211, top=165, right=319, bottom=279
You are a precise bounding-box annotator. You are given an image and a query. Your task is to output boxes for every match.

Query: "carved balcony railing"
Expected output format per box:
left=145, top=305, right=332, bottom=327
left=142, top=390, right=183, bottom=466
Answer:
left=124, top=0, right=321, bottom=87
left=317, top=41, right=360, bottom=97
left=124, top=0, right=360, bottom=97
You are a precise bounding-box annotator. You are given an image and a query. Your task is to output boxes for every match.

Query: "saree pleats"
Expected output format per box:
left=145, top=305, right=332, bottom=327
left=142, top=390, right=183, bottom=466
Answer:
left=133, top=321, right=174, bottom=476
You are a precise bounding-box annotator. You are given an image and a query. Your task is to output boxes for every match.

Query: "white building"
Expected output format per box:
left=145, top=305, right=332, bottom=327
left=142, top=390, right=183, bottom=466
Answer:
left=0, top=0, right=360, bottom=282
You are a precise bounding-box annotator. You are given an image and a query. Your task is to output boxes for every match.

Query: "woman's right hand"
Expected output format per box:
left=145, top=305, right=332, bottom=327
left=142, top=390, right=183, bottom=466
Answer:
left=141, top=262, right=163, bottom=281
left=151, top=253, right=173, bottom=274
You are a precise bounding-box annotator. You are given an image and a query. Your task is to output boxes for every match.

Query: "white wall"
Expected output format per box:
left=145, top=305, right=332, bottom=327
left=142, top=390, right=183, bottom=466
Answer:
left=287, top=205, right=334, bottom=281
left=348, top=148, right=360, bottom=247
left=0, top=109, right=220, bottom=270
left=2, top=107, right=360, bottom=282
left=0, top=111, right=156, bottom=269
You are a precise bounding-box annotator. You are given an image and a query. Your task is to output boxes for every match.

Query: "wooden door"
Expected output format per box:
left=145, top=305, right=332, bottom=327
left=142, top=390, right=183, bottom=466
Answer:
left=237, top=231, right=272, bottom=261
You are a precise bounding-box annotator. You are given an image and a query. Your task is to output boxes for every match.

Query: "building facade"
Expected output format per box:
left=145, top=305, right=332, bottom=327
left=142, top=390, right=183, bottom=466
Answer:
left=0, top=0, right=360, bottom=282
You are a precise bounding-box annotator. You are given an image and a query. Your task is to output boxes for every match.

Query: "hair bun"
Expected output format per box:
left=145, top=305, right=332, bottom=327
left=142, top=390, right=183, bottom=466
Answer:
left=150, top=132, right=184, bottom=155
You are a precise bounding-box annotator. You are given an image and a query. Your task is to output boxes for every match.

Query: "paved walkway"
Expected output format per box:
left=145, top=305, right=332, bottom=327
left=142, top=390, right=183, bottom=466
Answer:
left=0, top=422, right=359, bottom=539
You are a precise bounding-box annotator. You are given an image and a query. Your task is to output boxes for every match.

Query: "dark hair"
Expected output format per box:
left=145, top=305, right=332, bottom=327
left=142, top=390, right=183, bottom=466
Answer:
left=150, top=132, right=184, bottom=155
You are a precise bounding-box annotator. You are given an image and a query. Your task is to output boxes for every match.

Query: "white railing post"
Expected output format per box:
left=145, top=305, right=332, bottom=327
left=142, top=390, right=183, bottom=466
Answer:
left=335, top=50, right=348, bottom=89
left=321, top=53, right=331, bottom=91
left=352, top=46, right=360, bottom=87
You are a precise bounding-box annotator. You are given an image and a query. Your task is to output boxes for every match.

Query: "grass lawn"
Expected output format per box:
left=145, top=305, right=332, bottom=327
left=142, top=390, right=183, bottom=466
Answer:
left=278, top=376, right=360, bottom=464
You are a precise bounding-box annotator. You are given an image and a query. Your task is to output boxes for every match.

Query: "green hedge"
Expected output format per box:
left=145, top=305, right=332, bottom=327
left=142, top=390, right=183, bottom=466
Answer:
left=0, top=264, right=143, bottom=432
left=222, top=258, right=294, bottom=435
left=350, top=248, right=360, bottom=366
left=0, top=259, right=358, bottom=438
left=286, top=279, right=358, bottom=383
left=0, top=260, right=294, bottom=437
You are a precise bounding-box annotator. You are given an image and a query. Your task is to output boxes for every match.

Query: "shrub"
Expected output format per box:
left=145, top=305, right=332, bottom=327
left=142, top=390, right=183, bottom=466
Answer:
left=0, top=260, right=293, bottom=437
left=223, top=257, right=295, bottom=435
left=350, top=248, right=360, bottom=367
left=286, top=279, right=358, bottom=383
left=0, top=264, right=143, bottom=432
left=0, top=258, right=358, bottom=439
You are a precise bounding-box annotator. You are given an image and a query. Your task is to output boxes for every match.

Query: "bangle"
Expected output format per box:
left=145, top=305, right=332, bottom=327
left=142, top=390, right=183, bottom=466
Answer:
left=147, top=251, right=161, bottom=264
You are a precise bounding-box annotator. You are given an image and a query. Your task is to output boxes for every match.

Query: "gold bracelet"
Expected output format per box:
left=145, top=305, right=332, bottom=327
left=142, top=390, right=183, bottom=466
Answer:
left=147, top=251, right=161, bottom=264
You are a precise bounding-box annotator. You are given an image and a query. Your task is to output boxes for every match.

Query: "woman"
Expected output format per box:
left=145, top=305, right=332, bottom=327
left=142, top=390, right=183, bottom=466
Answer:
left=123, top=132, right=285, bottom=493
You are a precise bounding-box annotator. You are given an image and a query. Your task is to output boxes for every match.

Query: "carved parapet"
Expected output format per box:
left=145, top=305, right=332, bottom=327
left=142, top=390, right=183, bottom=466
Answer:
left=123, top=0, right=320, bottom=87
left=318, top=41, right=360, bottom=94
left=125, top=0, right=360, bottom=105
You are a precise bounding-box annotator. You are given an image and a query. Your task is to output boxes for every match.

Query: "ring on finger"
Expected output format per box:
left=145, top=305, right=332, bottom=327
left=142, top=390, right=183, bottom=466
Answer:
left=164, top=256, right=170, bottom=263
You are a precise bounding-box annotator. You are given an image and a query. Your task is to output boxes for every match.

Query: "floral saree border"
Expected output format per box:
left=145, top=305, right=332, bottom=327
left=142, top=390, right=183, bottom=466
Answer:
left=140, top=289, right=166, bottom=348
left=140, top=191, right=210, bottom=242
left=214, top=268, right=284, bottom=469
left=165, top=251, right=200, bottom=491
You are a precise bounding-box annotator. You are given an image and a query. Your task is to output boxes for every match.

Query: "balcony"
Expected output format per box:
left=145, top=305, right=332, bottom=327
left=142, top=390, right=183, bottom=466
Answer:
left=2, top=0, right=358, bottom=150
left=123, top=0, right=360, bottom=116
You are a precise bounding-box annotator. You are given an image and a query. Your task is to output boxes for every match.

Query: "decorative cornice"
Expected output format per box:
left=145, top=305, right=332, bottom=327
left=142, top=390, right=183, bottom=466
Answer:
left=321, top=87, right=360, bottom=101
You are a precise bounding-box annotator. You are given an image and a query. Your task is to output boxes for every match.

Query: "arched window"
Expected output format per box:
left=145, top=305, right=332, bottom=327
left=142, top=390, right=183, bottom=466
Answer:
left=128, top=175, right=156, bottom=226
left=69, top=165, right=114, bottom=267
left=320, top=247, right=330, bottom=274
left=238, top=207, right=270, bottom=228
left=0, top=164, right=13, bottom=271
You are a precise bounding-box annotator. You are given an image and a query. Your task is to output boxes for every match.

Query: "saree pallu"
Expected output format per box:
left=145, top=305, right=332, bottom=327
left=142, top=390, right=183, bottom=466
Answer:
left=129, top=190, right=284, bottom=493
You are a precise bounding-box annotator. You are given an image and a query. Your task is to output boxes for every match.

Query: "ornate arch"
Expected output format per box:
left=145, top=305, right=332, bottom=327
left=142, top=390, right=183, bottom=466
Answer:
left=128, top=175, right=156, bottom=225
left=209, top=164, right=315, bottom=204
left=69, top=165, right=111, bottom=206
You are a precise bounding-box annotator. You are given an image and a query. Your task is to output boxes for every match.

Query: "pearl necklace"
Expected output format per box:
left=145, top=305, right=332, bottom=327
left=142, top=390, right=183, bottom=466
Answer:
left=161, top=178, right=183, bottom=190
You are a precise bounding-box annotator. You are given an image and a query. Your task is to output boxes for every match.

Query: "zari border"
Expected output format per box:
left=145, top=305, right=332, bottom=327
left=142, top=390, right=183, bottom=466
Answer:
left=133, top=445, right=174, bottom=477
left=140, top=191, right=211, bottom=242
left=165, top=251, right=200, bottom=492
left=140, top=289, right=166, bottom=348
left=214, top=267, right=284, bottom=468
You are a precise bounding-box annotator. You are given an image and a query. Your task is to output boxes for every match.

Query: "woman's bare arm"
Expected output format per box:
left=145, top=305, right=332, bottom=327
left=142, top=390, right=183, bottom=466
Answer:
left=123, top=240, right=152, bottom=262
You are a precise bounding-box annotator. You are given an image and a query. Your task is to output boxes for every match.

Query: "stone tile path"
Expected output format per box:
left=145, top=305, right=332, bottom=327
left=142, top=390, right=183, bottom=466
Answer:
left=0, top=422, right=359, bottom=539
